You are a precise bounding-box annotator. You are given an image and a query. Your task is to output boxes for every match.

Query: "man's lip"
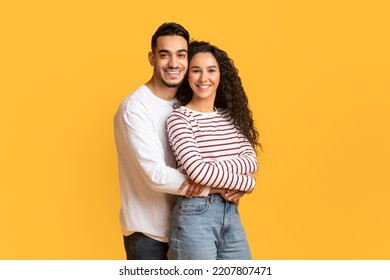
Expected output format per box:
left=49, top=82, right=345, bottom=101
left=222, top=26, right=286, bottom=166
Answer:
left=164, top=69, right=181, bottom=74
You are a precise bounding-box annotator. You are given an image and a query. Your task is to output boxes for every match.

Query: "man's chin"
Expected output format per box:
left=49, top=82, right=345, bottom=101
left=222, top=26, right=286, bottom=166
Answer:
left=162, top=81, right=182, bottom=88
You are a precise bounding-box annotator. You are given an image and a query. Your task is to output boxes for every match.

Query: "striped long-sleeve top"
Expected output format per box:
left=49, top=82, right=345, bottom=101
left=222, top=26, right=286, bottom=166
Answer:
left=167, top=106, right=258, bottom=192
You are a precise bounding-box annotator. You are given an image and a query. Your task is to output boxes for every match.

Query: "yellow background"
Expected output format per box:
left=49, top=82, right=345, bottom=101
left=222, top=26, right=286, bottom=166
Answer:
left=1, top=0, right=389, bottom=259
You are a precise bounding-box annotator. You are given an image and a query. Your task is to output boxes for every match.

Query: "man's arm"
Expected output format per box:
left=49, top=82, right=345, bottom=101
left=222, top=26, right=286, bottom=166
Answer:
left=114, top=99, right=210, bottom=196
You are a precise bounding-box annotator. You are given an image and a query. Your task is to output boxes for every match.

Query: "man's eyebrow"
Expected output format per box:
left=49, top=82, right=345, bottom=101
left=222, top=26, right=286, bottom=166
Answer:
left=158, top=49, right=187, bottom=54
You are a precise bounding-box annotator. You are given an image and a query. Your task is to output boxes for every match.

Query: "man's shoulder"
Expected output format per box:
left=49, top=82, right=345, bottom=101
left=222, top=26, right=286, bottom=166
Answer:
left=120, top=85, right=151, bottom=107
left=114, top=86, right=150, bottom=120
left=125, top=85, right=150, bottom=101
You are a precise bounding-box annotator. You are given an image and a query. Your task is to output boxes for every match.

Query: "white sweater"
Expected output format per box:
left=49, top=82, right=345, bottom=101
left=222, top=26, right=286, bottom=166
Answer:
left=114, top=85, right=209, bottom=242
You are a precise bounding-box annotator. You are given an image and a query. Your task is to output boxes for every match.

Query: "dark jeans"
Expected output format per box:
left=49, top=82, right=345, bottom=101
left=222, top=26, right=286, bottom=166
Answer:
left=123, top=232, right=168, bottom=260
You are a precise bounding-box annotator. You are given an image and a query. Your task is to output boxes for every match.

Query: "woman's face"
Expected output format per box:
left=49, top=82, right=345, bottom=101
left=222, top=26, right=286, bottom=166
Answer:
left=187, top=52, right=220, bottom=104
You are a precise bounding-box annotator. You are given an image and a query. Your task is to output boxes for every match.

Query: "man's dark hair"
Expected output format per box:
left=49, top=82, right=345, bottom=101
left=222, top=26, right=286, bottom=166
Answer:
left=151, top=22, right=190, bottom=51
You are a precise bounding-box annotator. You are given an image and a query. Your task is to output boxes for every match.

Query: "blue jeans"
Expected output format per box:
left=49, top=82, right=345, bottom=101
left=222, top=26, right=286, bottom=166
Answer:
left=123, top=232, right=168, bottom=260
left=168, top=194, right=252, bottom=260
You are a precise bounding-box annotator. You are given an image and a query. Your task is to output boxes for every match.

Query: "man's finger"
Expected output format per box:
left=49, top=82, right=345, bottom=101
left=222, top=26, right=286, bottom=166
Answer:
left=185, top=181, right=198, bottom=197
left=179, top=178, right=192, bottom=192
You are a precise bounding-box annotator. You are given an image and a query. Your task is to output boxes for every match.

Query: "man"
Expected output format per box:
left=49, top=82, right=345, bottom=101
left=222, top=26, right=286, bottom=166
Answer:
left=114, top=22, right=210, bottom=260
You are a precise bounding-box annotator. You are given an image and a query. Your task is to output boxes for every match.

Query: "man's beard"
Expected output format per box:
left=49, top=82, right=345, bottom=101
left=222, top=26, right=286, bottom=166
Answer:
left=155, top=68, right=184, bottom=88
left=161, top=79, right=181, bottom=88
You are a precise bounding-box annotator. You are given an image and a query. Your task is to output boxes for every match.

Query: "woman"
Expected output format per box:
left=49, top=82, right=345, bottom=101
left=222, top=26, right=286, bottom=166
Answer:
left=166, top=41, right=260, bottom=260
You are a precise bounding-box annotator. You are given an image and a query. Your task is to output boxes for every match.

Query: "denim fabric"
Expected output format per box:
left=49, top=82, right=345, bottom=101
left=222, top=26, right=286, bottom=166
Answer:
left=123, top=232, right=168, bottom=260
left=168, top=194, right=252, bottom=260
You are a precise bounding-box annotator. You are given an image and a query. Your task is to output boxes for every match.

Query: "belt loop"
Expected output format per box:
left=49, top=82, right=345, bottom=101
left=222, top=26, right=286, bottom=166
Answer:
left=208, top=194, right=214, bottom=204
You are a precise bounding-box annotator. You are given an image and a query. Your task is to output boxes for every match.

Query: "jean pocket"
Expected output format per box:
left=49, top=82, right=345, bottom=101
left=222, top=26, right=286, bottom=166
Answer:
left=179, top=197, right=209, bottom=216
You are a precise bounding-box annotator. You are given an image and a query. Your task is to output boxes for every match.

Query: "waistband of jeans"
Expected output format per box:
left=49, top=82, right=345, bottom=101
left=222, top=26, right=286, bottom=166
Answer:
left=179, top=193, right=226, bottom=203
left=207, top=193, right=225, bottom=203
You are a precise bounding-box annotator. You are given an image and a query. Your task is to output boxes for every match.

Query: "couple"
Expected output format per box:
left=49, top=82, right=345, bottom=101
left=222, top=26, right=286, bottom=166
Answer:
left=114, top=22, right=260, bottom=260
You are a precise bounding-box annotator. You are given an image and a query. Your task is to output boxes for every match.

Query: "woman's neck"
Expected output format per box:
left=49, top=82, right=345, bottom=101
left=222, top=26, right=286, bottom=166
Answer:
left=185, top=103, right=215, bottom=113
left=185, top=99, right=215, bottom=112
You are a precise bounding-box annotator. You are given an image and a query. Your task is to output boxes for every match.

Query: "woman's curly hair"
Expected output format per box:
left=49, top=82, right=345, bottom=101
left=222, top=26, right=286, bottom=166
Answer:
left=175, top=41, right=260, bottom=148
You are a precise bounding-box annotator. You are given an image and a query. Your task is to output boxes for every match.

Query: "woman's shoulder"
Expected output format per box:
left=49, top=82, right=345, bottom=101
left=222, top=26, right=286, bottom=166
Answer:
left=171, top=106, right=189, bottom=116
left=216, top=107, right=231, bottom=118
left=216, top=107, right=229, bottom=114
left=168, top=106, right=192, bottom=123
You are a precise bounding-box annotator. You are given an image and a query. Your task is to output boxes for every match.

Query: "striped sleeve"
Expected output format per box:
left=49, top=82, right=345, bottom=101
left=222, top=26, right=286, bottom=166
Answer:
left=167, top=110, right=255, bottom=192
left=211, top=134, right=258, bottom=175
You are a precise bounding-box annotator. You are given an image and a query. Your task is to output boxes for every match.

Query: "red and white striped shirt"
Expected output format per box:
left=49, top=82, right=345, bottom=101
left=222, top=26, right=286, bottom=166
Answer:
left=167, top=106, right=258, bottom=192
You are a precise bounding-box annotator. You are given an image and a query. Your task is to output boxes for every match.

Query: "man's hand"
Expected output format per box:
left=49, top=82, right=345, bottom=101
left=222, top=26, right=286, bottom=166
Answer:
left=220, top=190, right=246, bottom=205
left=179, top=178, right=206, bottom=197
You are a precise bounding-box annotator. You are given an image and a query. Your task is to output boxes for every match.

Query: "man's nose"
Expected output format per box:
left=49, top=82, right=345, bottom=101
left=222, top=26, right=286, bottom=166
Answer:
left=168, top=55, right=179, bottom=68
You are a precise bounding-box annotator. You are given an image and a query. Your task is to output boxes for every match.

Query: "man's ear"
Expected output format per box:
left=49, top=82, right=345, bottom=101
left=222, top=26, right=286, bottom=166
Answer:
left=148, top=51, right=154, bottom=66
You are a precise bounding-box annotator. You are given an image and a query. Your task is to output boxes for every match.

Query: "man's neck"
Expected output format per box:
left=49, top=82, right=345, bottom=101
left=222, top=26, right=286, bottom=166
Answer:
left=145, top=78, right=177, bottom=101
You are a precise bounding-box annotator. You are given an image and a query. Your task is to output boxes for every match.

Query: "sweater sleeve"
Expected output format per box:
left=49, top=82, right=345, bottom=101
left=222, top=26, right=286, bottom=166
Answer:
left=211, top=134, right=258, bottom=174
left=167, top=111, right=255, bottom=192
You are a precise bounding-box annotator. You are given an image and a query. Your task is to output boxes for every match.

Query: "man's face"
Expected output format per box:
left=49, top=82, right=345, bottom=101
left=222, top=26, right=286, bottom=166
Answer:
left=149, top=35, right=188, bottom=88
